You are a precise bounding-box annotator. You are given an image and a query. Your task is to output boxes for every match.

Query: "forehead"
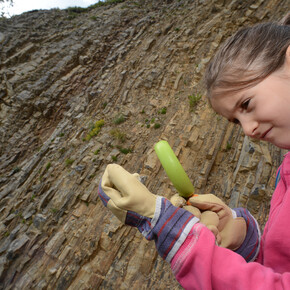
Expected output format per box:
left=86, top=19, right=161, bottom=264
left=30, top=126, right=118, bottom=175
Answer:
left=210, top=93, right=241, bottom=119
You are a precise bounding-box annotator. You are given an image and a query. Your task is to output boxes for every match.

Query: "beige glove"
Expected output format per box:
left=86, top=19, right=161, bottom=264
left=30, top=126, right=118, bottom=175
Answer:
left=189, top=194, right=246, bottom=250
left=171, top=194, right=247, bottom=250
left=99, top=164, right=157, bottom=223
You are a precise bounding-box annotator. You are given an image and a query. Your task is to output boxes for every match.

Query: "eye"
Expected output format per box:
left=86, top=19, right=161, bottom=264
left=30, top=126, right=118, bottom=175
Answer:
left=233, top=118, right=240, bottom=125
left=241, top=99, right=250, bottom=110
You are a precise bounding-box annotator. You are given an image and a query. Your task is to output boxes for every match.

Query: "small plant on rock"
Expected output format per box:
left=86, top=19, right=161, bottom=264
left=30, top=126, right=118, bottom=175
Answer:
left=188, top=93, right=202, bottom=111
left=154, top=123, right=161, bottom=129
left=226, top=142, right=232, bottom=151
left=65, top=159, right=74, bottom=167
left=85, top=119, right=105, bottom=141
left=113, top=114, right=125, bottom=125
left=118, top=147, right=132, bottom=154
left=59, top=147, right=66, bottom=154
left=158, top=107, right=167, bottom=114
left=51, top=208, right=58, bottom=214
left=12, top=167, right=20, bottom=174
left=45, top=162, right=51, bottom=171
left=110, top=129, right=126, bottom=143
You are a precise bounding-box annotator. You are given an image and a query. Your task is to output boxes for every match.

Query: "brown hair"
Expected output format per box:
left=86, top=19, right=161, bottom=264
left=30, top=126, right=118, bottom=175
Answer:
left=205, top=13, right=290, bottom=101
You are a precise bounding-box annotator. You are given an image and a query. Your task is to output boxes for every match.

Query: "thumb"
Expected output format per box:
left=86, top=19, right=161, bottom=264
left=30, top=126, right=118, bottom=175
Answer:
left=207, top=225, right=222, bottom=246
left=189, top=194, right=225, bottom=212
left=101, top=165, right=122, bottom=201
left=132, top=173, right=140, bottom=179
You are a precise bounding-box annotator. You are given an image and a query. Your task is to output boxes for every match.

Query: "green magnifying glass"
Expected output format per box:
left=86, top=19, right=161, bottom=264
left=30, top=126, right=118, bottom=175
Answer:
left=154, top=140, right=194, bottom=198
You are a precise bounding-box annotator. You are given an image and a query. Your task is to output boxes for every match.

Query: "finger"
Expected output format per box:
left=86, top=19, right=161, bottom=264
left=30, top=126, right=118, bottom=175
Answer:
left=170, top=194, right=186, bottom=207
left=106, top=164, right=145, bottom=198
left=207, top=225, right=219, bottom=237
left=132, top=173, right=140, bottom=179
left=207, top=225, right=221, bottom=246
left=183, top=205, right=201, bottom=218
left=189, top=194, right=225, bottom=212
left=216, top=232, right=222, bottom=246
left=186, top=194, right=199, bottom=205
left=200, top=211, right=219, bottom=227
left=106, top=164, right=156, bottom=216
left=101, top=166, right=123, bottom=201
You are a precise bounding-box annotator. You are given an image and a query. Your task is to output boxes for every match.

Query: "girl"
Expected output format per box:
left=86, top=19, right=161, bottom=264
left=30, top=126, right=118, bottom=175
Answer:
left=98, top=13, right=290, bottom=289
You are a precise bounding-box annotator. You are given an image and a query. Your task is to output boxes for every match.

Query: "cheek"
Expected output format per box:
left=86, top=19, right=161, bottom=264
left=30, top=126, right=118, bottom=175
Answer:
left=271, top=106, right=290, bottom=126
left=256, top=98, right=281, bottom=122
left=256, top=105, right=273, bottom=121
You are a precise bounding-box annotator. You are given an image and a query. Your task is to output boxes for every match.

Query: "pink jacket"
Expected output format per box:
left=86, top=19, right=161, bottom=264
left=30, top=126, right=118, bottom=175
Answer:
left=97, top=154, right=290, bottom=289
left=171, top=152, right=290, bottom=289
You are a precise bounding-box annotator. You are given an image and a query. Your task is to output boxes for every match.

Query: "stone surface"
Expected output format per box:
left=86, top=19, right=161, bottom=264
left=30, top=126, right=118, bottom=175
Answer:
left=0, top=0, right=289, bottom=289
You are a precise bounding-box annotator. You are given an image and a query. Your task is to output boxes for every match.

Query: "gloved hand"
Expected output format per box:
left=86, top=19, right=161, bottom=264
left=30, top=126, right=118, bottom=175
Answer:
left=188, top=194, right=247, bottom=250
left=98, top=164, right=156, bottom=229
left=170, top=194, right=221, bottom=244
left=170, top=193, right=247, bottom=250
left=98, top=164, right=199, bottom=262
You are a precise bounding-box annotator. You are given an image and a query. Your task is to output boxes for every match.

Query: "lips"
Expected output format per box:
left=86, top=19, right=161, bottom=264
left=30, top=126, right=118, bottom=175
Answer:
left=261, top=127, right=272, bottom=140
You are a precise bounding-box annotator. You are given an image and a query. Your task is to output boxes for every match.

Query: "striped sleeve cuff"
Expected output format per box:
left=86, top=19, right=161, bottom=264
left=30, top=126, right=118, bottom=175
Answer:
left=233, top=207, right=261, bottom=262
left=147, top=196, right=199, bottom=263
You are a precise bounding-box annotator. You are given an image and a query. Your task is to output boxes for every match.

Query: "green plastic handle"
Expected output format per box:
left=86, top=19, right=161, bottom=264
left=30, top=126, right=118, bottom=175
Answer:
left=154, top=140, right=194, bottom=197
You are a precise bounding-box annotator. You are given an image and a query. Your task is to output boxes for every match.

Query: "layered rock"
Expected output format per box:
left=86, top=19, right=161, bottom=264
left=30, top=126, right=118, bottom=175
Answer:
left=0, top=0, right=289, bottom=288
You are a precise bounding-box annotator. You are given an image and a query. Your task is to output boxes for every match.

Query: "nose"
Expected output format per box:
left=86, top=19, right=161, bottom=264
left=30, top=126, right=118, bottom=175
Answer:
left=239, top=117, right=259, bottom=138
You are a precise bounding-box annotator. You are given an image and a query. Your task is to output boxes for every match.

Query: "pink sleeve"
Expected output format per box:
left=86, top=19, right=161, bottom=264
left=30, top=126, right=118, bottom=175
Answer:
left=171, top=224, right=290, bottom=290
left=255, top=222, right=267, bottom=264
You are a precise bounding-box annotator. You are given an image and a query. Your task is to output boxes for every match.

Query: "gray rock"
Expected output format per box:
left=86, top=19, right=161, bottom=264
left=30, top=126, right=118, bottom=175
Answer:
left=74, top=165, right=86, bottom=172
left=0, top=238, right=11, bottom=254
left=15, top=90, right=34, bottom=104
left=4, top=213, right=16, bottom=225
left=0, top=32, right=5, bottom=44
left=0, top=256, right=8, bottom=278
left=23, top=204, right=36, bottom=220
left=33, top=214, right=47, bottom=230
left=34, top=98, right=49, bottom=111
left=7, top=234, right=30, bottom=260
left=9, top=224, right=22, bottom=240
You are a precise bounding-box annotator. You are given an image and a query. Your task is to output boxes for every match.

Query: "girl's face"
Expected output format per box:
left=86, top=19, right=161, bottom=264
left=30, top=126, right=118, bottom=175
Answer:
left=211, top=58, right=290, bottom=149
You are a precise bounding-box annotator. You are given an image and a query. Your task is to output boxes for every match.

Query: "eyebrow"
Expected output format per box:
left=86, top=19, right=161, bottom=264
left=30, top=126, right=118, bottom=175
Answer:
left=227, top=94, right=244, bottom=123
left=234, top=95, right=243, bottom=110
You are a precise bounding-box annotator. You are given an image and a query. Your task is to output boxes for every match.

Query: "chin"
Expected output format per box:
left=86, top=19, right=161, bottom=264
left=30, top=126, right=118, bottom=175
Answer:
left=272, top=142, right=290, bottom=150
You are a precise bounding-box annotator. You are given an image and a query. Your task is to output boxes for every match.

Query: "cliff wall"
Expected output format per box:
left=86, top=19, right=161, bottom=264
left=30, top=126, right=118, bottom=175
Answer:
left=0, top=0, right=289, bottom=288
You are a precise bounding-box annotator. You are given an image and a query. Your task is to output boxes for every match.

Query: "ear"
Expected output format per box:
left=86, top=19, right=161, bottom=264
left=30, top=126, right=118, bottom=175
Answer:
left=285, top=45, right=290, bottom=71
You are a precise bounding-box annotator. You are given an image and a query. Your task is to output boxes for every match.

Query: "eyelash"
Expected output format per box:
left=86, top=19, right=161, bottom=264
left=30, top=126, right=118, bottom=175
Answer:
left=232, top=99, right=251, bottom=124
left=241, top=99, right=250, bottom=110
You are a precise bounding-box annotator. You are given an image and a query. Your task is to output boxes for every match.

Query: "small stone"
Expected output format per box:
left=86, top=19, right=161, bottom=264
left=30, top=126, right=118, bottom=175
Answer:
left=79, top=55, right=89, bottom=65
left=138, top=175, right=147, bottom=185
left=33, top=214, right=47, bottom=230
left=15, top=90, right=34, bottom=104
left=74, top=165, right=86, bottom=172
left=48, top=267, right=58, bottom=275
left=4, top=213, right=16, bottom=225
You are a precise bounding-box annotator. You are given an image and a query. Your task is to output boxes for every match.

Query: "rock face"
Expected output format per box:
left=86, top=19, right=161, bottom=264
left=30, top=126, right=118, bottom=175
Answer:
left=0, top=0, right=289, bottom=288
